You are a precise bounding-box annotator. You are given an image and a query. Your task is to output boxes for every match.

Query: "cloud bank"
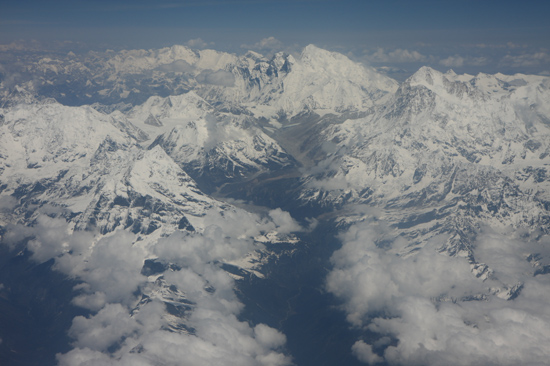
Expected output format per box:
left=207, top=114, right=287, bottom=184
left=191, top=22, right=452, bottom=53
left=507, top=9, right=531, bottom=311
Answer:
left=326, top=219, right=550, bottom=365
left=7, top=206, right=299, bottom=366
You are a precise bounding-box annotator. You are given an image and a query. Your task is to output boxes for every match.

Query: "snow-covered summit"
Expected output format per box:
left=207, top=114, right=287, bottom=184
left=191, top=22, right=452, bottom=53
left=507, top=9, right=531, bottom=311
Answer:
left=296, top=68, right=550, bottom=256
left=106, top=45, right=238, bottom=75
left=302, top=66, right=550, bottom=193
left=0, top=97, right=231, bottom=236
left=0, top=98, right=144, bottom=182
left=0, top=44, right=399, bottom=121
left=300, top=44, right=396, bottom=92
left=205, top=44, right=398, bottom=119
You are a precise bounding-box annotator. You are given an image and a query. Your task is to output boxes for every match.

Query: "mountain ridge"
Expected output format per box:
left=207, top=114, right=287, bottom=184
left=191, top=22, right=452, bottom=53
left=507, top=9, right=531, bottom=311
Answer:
left=1, top=44, right=550, bottom=366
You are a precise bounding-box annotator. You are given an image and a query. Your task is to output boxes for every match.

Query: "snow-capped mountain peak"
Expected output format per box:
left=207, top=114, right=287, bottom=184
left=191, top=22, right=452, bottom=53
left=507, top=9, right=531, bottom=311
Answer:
left=2, top=43, right=550, bottom=366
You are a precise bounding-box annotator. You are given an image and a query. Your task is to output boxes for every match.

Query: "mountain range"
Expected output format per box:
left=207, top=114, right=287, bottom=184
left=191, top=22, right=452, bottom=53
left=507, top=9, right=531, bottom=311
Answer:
left=1, top=44, right=549, bottom=366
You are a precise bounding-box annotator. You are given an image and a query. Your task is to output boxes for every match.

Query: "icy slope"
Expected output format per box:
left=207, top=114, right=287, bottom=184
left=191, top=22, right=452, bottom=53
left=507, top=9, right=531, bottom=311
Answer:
left=0, top=97, right=300, bottom=365
left=0, top=98, right=145, bottom=183
left=301, top=68, right=550, bottom=204
left=0, top=93, right=301, bottom=268
left=296, top=68, right=550, bottom=262
left=200, top=45, right=398, bottom=119
left=315, top=68, right=550, bottom=366
left=0, top=98, right=221, bottom=236
left=126, top=92, right=295, bottom=189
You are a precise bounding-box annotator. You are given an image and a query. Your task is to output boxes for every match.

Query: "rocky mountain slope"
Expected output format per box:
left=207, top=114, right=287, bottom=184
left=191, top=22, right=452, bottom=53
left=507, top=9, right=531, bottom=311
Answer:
left=0, top=95, right=299, bottom=365
left=297, top=66, right=550, bottom=250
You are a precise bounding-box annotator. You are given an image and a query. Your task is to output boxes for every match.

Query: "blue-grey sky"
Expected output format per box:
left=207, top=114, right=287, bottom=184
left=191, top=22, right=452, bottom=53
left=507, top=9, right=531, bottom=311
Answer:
left=1, top=0, right=549, bottom=77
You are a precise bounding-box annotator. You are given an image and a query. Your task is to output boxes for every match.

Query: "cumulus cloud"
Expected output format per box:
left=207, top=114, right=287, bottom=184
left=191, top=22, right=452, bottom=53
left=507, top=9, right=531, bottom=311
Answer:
left=241, top=37, right=284, bottom=53
left=62, top=231, right=147, bottom=306
left=254, top=323, right=287, bottom=349
left=439, top=55, right=465, bottom=68
left=327, top=219, right=550, bottom=365
left=352, top=341, right=383, bottom=364
left=267, top=208, right=303, bottom=234
left=13, top=215, right=94, bottom=264
left=69, top=303, right=143, bottom=352
left=6, top=206, right=299, bottom=366
left=58, top=248, right=292, bottom=365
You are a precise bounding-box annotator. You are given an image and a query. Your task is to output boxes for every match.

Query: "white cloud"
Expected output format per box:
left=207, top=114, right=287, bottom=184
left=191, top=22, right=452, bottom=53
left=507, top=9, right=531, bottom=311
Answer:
left=365, top=48, right=427, bottom=63
left=23, top=215, right=95, bottom=264
left=157, top=59, right=194, bottom=73
left=71, top=291, right=108, bottom=312
left=440, top=55, right=465, bottom=68
left=506, top=42, right=527, bottom=49
left=254, top=323, right=287, bottom=349
left=352, top=341, right=383, bottom=365
left=439, top=55, right=489, bottom=68
left=267, top=208, right=302, bottom=234
left=60, top=298, right=292, bottom=365
left=69, top=303, right=142, bottom=352
left=326, top=219, right=550, bottom=365
left=241, top=37, right=284, bottom=53
left=327, top=226, right=478, bottom=326
left=9, top=207, right=299, bottom=366
left=500, top=51, right=550, bottom=68
left=472, top=42, right=527, bottom=50
left=56, top=230, right=147, bottom=307
left=186, top=38, right=212, bottom=49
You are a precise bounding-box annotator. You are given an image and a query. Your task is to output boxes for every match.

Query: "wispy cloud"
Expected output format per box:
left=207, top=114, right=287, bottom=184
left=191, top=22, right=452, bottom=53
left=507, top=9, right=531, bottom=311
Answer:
left=80, top=0, right=301, bottom=12
left=196, top=69, right=236, bottom=86
left=470, top=42, right=528, bottom=50
left=186, top=38, right=212, bottom=49
left=439, top=55, right=489, bottom=68
left=499, top=51, right=550, bottom=68
left=364, top=47, right=428, bottom=63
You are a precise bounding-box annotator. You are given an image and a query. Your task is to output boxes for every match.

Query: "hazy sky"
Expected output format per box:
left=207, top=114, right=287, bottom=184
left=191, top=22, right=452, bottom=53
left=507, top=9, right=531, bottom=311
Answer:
left=2, top=0, right=550, bottom=77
